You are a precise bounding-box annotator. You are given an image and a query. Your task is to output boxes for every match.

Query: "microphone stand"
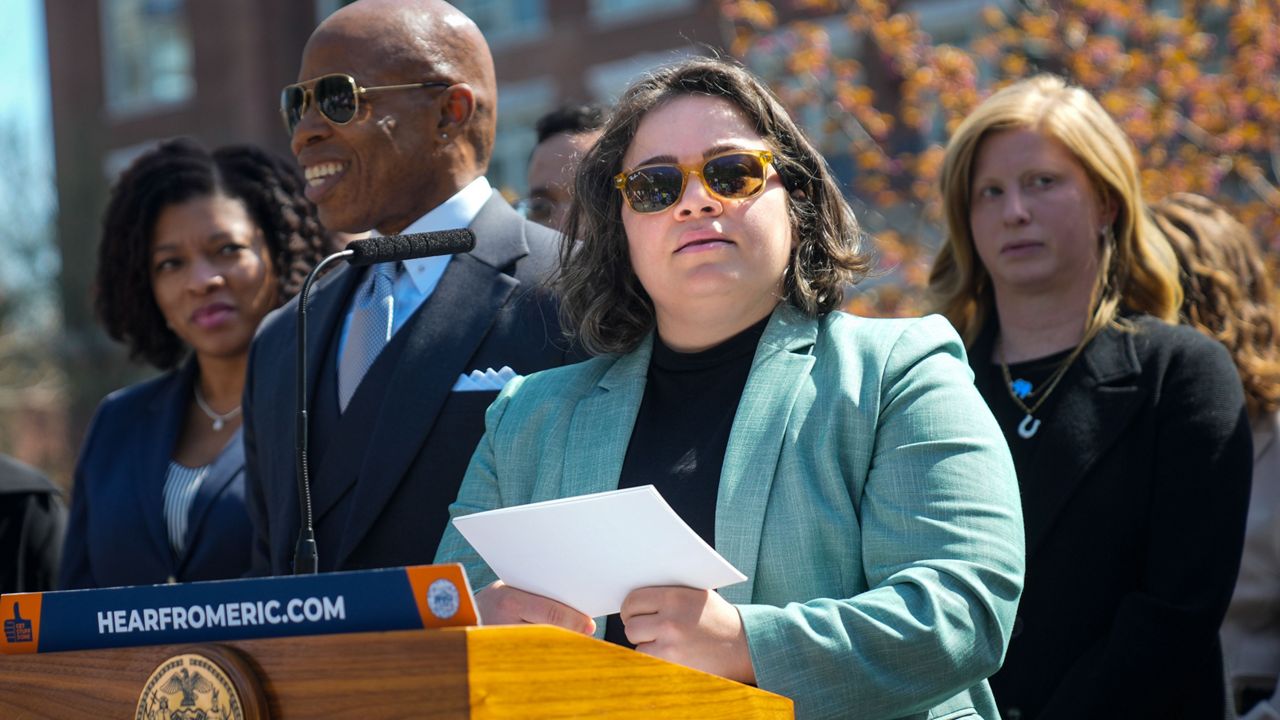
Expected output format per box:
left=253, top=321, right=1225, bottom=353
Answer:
left=292, top=249, right=352, bottom=574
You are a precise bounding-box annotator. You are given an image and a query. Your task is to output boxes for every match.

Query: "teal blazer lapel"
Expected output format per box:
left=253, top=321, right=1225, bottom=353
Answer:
left=717, top=306, right=817, bottom=604
left=559, top=340, right=652, bottom=498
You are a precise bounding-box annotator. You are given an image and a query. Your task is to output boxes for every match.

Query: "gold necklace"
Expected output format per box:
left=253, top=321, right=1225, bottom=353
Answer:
left=998, top=338, right=1088, bottom=439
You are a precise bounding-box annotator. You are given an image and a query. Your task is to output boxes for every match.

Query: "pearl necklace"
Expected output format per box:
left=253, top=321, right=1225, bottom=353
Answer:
left=194, top=386, right=241, bottom=431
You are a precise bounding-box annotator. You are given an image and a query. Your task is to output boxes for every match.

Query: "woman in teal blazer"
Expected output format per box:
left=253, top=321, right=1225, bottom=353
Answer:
left=436, top=58, right=1025, bottom=720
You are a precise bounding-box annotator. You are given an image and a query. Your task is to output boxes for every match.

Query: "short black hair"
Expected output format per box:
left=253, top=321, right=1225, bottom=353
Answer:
left=534, top=102, right=609, bottom=144
left=95, top=138, right=334, bottom=369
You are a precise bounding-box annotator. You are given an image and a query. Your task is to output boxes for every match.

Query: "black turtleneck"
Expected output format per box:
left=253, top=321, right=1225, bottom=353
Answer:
left=603, top=315, right=769, bottom=647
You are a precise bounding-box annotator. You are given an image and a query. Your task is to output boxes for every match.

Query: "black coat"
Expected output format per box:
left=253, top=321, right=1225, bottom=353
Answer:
left=973, top=315, right=1253, bottom=719
left=243, top=193, right=577, bottom=575
left=0, top=454, right=65, bottom=594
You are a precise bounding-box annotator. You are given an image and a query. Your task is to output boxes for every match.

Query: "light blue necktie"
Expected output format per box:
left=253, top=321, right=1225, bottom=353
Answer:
left=338, top=262, right=397, bottom=412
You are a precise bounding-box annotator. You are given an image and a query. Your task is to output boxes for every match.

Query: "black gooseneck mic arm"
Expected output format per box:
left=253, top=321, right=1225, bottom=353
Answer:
left=291, top=229, right=476, bottom=575
left=293, top=248, right=352, bottom=575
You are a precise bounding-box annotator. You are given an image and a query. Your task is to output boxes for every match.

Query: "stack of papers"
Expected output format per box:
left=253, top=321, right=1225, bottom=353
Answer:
left=451, top=485, right=747, bottom=617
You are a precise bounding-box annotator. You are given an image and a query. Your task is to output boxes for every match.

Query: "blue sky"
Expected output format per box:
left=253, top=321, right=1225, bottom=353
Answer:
left=0, top=0, right=53, bottom=191
left=0, top=0, right=56, bottom=326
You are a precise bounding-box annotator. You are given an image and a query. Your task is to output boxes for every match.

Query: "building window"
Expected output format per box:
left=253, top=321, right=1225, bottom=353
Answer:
left=589, top=0, right=695, bottom=27
left=451, top=0, right=548, bottom=48
left=586, top=49, right=703, bottom=104
left=489, top=77, right=556, bottom=197
left=100, top=0, right=194, bottom=117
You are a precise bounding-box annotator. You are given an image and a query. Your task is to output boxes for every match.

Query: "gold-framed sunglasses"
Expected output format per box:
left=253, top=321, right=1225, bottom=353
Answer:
left=280, top=73, right=450, bottom=135
left=613, top=149, right=775, bottom=214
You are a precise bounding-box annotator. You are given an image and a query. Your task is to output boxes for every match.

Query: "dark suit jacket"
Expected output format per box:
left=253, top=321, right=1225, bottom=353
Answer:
left=59, top=361, right=254, bottom=589
left=974, top=315, right=1253, bottom=719
left=0, top=454, right=65, bottom=594
left=243, top=193, right=575, bottom=576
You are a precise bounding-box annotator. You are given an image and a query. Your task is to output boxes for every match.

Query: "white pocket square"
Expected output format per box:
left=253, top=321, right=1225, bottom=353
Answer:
left=452, top=365, right=520, bottom=392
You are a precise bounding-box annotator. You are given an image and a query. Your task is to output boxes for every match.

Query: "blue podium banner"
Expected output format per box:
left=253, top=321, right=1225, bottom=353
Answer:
left=0, top=564, right=476, bottom=654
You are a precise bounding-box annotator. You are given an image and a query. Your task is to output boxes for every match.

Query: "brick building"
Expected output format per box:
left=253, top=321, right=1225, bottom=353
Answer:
left=43, top=0, right=986, bottom=469
left=43, top=0, right=722, bottom=454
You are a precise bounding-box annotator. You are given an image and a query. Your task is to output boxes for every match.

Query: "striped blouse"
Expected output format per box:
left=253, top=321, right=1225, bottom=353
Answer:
left=162, top=461, right=209, bottom=556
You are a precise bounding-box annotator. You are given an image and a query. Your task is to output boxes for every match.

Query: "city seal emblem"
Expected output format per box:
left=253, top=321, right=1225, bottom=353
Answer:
left=136, top=650, right=251, bottom=720
left=426, top=578, right=461, bottom=620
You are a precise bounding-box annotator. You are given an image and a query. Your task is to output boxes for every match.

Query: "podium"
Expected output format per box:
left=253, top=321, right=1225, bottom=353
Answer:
left=0, top=624, right=794, bottom=718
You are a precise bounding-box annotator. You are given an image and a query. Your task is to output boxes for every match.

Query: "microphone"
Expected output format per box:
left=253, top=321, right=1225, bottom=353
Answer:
left=346, top=229, right=476, bottom=266
left=290, top=229, right=476, bottom=574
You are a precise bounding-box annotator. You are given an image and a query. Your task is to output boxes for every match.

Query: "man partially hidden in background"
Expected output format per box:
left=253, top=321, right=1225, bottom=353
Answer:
left=523, top=103, right=607, bottom=232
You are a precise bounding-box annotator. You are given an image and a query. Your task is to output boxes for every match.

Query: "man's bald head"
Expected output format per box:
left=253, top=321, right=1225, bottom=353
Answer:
left=291, top=0, right=499, bottom=234
left=317, top=0, right=497, bottom=167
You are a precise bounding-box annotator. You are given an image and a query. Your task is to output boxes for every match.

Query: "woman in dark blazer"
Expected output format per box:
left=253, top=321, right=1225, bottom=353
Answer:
left=927, top=76, right=1253, bottom=719
left=59, top=139, right=331, bottom=589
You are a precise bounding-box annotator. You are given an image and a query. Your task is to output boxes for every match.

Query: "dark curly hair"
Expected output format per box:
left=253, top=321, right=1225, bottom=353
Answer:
left=1152, top=193, right=1280, bottom=418
left=95, top=137, right=334, bottom=369
left=557, top=57, right=872, bottom=356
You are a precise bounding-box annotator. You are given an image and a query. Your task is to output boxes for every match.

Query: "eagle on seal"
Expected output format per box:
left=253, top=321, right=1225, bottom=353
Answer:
left=161, top=667, right=213, bottom=707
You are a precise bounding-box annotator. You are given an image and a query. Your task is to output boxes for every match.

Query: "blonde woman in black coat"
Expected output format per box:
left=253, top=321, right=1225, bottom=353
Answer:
left=927, top=76, right=1252, bottom=719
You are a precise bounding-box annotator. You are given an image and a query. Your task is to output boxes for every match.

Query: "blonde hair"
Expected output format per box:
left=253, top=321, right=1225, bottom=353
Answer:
left=926, top=74, right=1181, bottom=346
left=1153, top=193, right=1280, bottom=418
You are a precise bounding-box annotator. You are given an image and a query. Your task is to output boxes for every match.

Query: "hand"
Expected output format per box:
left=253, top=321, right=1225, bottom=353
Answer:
left=619, top=586, right=756, bottom=684
left=475, top=580, right=596, bottom=635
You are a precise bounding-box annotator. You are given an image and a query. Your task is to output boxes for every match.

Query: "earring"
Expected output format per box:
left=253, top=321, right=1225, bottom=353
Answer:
left=440, top=132, right=449, bottom=140
left=1099, top=225, right=1115, bottom=243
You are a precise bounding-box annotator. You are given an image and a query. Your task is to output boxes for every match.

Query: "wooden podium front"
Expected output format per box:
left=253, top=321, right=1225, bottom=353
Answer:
left=0, top=625, right=793, bottom=718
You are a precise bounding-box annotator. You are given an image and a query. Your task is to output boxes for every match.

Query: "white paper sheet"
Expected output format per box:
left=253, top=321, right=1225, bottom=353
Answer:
left=451, top=485, right=748, bottom=618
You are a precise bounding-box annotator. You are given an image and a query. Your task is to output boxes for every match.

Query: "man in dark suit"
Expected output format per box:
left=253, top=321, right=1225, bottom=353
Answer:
left=244, top=0, right=574, bottom=575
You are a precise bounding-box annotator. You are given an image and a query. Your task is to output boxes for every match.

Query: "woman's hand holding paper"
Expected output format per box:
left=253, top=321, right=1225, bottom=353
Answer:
left=476, top=580, right=596, bottom=635
left=620, top=586, right=755, bottom=684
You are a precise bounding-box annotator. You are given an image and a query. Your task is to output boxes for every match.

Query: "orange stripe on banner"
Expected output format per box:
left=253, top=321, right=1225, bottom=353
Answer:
left=0, top=592, right=43, bottom=654
left=404, top=564, right=479, bottom=629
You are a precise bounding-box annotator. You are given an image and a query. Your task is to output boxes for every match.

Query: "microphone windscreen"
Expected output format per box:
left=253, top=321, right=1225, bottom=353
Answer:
left=346, top=229, right=476, bottom=266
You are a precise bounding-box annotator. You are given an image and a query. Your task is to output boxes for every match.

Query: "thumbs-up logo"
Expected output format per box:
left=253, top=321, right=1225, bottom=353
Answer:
left=4, top=602, right=33, bottom=643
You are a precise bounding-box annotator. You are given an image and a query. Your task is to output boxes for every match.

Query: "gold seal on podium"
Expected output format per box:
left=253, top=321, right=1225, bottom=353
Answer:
left=136, top=647, right=264, bottom=720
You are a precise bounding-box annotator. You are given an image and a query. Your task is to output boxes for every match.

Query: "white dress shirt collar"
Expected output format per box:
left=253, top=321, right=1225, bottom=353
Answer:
left=372, top=176, right=492, bottom=293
